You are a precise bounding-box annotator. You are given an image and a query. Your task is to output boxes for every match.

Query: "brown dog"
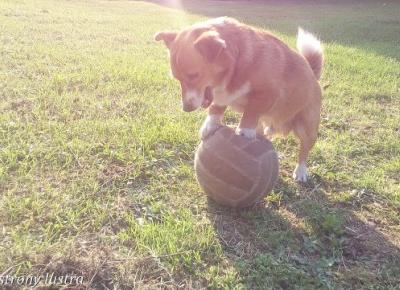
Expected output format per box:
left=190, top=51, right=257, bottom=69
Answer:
left=155, top=17, right=323, bottom=182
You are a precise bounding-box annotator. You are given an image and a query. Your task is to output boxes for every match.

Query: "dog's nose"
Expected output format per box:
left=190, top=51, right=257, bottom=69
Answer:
left=182, top=103, right=196, bottom=112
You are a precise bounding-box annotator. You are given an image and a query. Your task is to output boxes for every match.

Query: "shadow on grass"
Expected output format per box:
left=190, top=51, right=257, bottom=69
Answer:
left=144, top=0, right=400, bottom=62
left=206, top=175, right=400, bottom=288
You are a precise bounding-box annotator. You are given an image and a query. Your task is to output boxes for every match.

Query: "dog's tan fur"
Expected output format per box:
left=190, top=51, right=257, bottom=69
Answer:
left=155, top=17, right=324, bottom=182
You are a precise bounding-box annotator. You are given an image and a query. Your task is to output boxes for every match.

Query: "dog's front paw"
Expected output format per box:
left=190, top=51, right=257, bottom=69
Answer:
left=200, top=115, right=222, bottom=140
left=293, top=163, right=308, bottom=182
left=236, top=127, right=256, bottom=139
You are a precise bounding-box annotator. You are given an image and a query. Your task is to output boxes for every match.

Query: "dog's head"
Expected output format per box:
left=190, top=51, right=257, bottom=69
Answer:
left=155, top=27, right=233, bottom=112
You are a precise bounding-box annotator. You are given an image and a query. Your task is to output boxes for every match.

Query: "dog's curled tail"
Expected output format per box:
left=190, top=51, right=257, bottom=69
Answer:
left=297, top=28, right=323, bottom=80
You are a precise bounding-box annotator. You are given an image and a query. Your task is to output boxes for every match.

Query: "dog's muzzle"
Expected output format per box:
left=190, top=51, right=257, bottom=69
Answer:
left=182, top=87, right=213, bottom=112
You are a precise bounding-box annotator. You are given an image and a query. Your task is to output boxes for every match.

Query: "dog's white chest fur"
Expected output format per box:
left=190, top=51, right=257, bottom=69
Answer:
left=212, top=82, right=250, bottom=110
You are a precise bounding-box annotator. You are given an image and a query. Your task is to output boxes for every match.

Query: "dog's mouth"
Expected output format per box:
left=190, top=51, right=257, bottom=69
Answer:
left=202, top=86, right=213, bottom=109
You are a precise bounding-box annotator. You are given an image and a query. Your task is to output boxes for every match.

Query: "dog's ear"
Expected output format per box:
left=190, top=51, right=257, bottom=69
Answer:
left=194, top=31, right=226, bottom=62
left=154, top=31, right=178, bottom=48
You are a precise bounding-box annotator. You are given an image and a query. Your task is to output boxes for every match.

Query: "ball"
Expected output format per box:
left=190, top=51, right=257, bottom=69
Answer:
left=194, top=126, right=279, bottom=208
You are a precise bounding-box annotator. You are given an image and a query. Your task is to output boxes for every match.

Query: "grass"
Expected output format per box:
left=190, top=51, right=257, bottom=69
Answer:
left=0, top=0, right=399, bottom=289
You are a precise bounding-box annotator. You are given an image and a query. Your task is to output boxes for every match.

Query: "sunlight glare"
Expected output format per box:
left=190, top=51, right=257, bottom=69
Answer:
left=165, top=0, right=189, bottom=27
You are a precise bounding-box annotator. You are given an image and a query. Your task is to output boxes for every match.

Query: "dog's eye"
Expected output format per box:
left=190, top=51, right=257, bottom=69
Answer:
left=187, top=72, right=199, bottom=81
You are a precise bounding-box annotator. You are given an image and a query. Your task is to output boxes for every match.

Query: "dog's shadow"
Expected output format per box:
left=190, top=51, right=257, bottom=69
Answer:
left=206, top=175, right=400, bottom=289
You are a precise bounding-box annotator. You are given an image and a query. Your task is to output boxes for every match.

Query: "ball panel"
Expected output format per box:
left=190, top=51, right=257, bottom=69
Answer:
left=248, top=151, right=280, bottom=202
left=217, top=126, right=235, bottom=139
left=243, top=138, right=275, bottom=158
left=195, top=155, right=248, bottom=206
left=197, top=145, right=254, bottom=191
left=202, top=182, right=245, bottom=208
left=265, top=150, right=280, bottom=193
left=229, top=130, right=253, bottom=149
left=202, top=139, right=260, bottom=180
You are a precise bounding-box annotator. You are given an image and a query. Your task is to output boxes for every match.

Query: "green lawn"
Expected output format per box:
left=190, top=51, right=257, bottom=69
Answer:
left=0, top=0, right=399, bottom=289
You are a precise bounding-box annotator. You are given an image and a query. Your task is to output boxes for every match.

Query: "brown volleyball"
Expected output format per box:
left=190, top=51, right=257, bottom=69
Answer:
left=194, top=126, right=279, bottom=208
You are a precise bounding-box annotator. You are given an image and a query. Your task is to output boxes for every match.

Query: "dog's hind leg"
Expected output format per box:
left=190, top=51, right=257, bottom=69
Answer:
left=292, top=109, right=320, bottom=182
